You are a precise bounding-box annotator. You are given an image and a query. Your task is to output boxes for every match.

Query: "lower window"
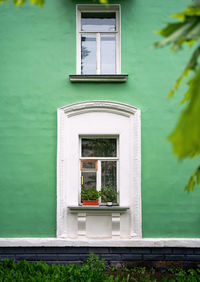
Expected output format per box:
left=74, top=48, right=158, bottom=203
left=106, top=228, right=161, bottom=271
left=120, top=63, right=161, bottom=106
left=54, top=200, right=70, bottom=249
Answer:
left=57, top=101, right=141, bottom=239
left=80, top=137, right=118, bottom=204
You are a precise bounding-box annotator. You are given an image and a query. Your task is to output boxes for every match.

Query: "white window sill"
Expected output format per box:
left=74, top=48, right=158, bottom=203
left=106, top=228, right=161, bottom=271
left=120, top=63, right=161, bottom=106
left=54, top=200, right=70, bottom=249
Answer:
left=68, top=206, right=129, bottom=212
left=69, top=74, right=128, bottom=82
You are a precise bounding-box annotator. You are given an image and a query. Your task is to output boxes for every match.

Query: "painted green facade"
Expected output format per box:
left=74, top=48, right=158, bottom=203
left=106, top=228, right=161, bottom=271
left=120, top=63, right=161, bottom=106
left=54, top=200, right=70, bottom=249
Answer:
left=0, top=0, right=199, bottom=238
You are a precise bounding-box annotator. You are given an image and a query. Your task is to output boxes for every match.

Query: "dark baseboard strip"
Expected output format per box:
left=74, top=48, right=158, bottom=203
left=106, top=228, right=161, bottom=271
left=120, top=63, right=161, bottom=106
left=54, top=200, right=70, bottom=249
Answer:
left=1, top=247, right=200, bottom=268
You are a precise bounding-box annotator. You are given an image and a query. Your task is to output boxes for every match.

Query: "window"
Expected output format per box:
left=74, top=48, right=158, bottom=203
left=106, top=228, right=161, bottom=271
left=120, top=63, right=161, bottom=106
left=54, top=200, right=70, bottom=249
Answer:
left=80, top=137, right=118, bottom=204
left=76, top=5, right=121, bottom=75
left=57, top=101, right=141, bottom=240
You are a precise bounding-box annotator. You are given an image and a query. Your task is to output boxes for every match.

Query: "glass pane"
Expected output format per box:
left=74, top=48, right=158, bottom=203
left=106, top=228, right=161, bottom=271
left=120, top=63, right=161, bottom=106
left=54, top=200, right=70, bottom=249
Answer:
left=81, top=171, right=96, bottom=190
left=82, top=138, right=117, bottom=157
left=81, top=12, right=116, bottom=32
left=81, top=34, right=96, bottom=74
left=101, top=34, right=116, bottom=74
left=101, top=161, right=117, bottom=203
left=82, top=160, right=96, bottom=170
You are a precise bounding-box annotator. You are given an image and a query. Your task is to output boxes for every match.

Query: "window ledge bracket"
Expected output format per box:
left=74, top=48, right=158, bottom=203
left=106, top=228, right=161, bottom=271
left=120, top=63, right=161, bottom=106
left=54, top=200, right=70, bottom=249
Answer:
left=69, top=74, right=128, bottom=83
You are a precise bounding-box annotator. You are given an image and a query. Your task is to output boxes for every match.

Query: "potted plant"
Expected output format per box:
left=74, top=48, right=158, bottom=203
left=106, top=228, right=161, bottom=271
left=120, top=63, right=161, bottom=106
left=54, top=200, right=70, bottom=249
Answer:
left=81, top=188, right=101, bottom=206
left=101, top=186, right=119, bottom=206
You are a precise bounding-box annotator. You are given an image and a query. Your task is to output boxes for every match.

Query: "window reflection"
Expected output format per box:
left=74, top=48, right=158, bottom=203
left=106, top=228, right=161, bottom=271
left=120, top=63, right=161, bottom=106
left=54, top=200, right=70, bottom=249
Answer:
left=82, top=138, right=117, bottom=157
left=81, top=12, right=116, bottom=32
left=82, top=160, right=96, bottom=170
left=101, top=161, right=117, bottom=203
left=80, top=11, right=117, bottom=74
left=81, top=171, right=96, bottom=190
left=101, top=161, right=117, bottom=188
left=101, top=35, right=116, bottom=74
left=81, top=34, right=96, bottom=74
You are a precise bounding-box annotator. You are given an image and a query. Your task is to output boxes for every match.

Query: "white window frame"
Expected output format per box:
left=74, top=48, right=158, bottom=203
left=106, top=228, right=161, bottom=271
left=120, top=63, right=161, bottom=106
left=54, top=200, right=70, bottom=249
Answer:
left=57, top=101, right=141, bottom=240
left=79, top=135, right=119, bottom=205
left=76, top=4, right=121, bottom=75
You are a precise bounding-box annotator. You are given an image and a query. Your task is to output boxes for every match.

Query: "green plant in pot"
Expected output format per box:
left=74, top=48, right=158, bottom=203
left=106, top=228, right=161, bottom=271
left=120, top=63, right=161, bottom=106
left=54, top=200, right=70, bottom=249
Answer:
left=101, top=186, right=119, bottom=206
left=81, top=187, right=101, bottom=206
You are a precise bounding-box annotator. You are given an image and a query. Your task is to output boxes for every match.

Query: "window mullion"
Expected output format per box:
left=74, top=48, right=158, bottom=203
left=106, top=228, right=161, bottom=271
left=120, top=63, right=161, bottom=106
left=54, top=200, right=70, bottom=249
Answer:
left=77, top=10, right=81, bottom=74
left=96, top=33, right=101, bottom=74
left=96, top=160, right=101, bottom=191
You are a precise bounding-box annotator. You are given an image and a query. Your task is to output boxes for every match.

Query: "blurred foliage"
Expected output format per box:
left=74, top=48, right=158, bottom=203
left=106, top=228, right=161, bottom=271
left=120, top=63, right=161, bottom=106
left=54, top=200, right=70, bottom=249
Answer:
left=99, top=0, right=108, bottom=3
left=0, top=0, right=44, bottom=6
left=0, top=0, right=107, bottom=6
left=155, top=0, right=200, bottom=191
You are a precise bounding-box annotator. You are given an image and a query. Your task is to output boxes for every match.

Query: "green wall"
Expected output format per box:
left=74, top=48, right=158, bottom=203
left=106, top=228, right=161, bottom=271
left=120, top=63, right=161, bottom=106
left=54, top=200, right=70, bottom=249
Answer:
left=0, top=0, right=200, bottom=238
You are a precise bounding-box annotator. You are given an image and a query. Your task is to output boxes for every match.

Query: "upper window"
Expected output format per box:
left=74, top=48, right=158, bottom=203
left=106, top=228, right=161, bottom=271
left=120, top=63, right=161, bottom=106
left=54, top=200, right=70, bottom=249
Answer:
left=76, top=5, right=121, bottom=75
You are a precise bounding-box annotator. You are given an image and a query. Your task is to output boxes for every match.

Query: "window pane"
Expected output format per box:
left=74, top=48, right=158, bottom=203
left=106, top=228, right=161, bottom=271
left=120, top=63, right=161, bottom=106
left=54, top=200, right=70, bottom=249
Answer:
left=101, top=161, right=117, bottom=203
left=82, top=138, right=117, bottom=157
left=81, top=160, right=97, bottom=170
left=81, top=171, right=96, bottom=190
left=81, top=12, right=116, bottom=32
left=81, top=34, right=96, bottom=74
left=101, top=34, right=116, bottom=74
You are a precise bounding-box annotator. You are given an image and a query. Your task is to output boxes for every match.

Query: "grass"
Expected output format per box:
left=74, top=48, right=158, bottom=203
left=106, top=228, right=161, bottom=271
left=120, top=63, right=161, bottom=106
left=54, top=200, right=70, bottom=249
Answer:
left=0, top=253, right=200, bottom=281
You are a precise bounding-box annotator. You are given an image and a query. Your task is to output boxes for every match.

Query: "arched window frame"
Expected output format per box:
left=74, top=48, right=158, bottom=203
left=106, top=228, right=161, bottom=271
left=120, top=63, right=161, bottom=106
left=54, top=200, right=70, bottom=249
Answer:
left=57, top=101, right=141, bottom=240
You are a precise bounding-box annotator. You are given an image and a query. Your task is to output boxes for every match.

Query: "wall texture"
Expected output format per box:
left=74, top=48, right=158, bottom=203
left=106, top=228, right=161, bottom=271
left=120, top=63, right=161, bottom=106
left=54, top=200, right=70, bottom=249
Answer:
left=0, top=0, right=200, bottom=238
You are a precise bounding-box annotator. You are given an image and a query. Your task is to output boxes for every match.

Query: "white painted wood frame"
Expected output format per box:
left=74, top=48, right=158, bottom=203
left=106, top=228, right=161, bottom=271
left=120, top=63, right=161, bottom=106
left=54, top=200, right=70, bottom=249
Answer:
left=76, top=5, right=121, bottom=75
left=79, top=136, right=119, bottom=206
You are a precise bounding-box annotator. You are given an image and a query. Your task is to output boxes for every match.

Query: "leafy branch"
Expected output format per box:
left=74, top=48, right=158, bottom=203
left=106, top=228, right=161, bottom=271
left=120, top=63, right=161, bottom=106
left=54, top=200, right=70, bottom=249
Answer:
left=155, top=0, right=200, bottom=192
left=0, top=0, right=44, bottom=6
left=186, top=165, right=200, bottom=191
left=0, top=0, right=108, bottom=6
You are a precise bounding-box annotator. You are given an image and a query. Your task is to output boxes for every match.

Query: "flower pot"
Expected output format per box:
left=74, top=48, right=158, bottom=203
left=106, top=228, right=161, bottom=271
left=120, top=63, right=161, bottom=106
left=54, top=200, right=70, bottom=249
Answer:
left=106, top=202, right=113, bottom=206
left=82, top=200, right=99, bottom=206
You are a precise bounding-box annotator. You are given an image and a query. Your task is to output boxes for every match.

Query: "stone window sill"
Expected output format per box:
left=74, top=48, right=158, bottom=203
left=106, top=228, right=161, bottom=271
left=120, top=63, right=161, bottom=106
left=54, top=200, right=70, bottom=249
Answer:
left=69, top=74, right=128, bottom=82
left=68, top=206, right=129, bottom=212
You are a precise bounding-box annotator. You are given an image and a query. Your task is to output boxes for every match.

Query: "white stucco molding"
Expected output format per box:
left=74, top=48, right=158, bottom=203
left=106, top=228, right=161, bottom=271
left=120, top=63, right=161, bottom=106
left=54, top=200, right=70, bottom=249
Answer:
left=60, top=101, right=138, bottom=117
left=1, top=238, right=200, bottom=248
left=57, top=101, right=141, bottom=240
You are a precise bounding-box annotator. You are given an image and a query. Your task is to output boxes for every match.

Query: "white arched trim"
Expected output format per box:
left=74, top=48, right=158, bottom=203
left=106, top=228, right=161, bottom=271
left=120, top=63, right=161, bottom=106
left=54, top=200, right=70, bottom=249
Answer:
left=57, top=101, right=141, bottom=242
left=61, top=101, right=138, bottom=117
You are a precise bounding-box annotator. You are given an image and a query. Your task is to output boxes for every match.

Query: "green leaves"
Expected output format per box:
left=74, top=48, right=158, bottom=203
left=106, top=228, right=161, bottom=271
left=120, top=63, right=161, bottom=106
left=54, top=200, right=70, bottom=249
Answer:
left=185, top=166, right=200, bottom=191
left=1, top=258, right=200, bottom=281
left=0, top=254, right=108, bottom=281
left=168, top=46, right=200, bottom=97
left=13, top=0, right=26, bottom=5
left=0, top=0, right=107, bottom=6
left=0, top=0, right=44, bottom=6
left=81, top=188, right=101, bottom=200
left=155, top=1, right=200, bottom=191
left=170, top=68, right=200, bottom=192
left=154, top=3, right=200, bottom=97
left=101, top=186, right=119, bottom=203
left=172, top=5, right=200, bottom=21
left=30, top=0, right=44, bottom=7
left=169, top=67, right=200, bottom=159
left=155, top=19, right=199, bottom=51
left=99, top=0, right=108, bottom=3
